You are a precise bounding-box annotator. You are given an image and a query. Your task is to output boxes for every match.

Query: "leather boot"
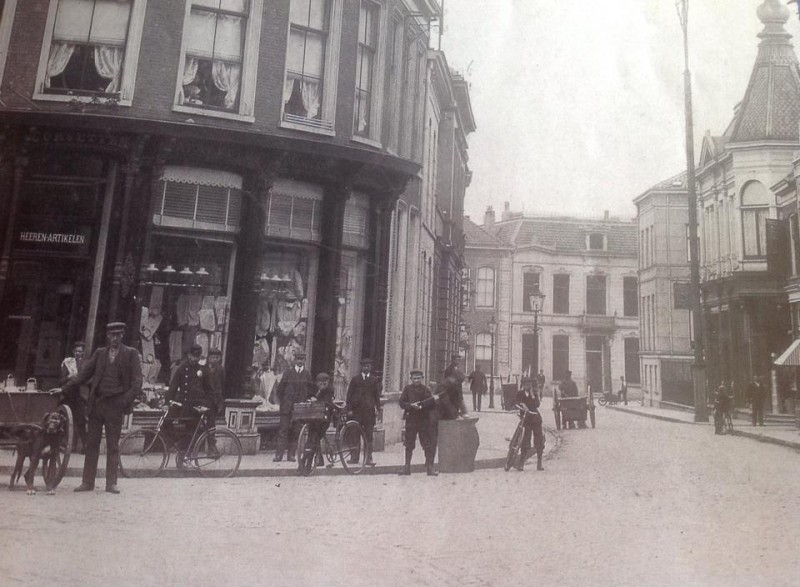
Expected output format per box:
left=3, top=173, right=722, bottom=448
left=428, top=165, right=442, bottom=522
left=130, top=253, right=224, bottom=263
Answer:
left=515, top=448, right=529, bottom=471
left=536, top=452, right=544, bottom=471
left=399, top=448, right=413, bottom=475
left=425, top=455, right=438, bottom=476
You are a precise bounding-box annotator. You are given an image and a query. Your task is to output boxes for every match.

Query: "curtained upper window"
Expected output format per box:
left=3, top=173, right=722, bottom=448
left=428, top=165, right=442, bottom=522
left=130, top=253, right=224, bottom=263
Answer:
left=283, top=0, right=330, bottom=124
left=45, top=0, right=132, bottom=95
left=741, top=181, right=771, bottom=259
left=353, top=1, right=378, bottom=137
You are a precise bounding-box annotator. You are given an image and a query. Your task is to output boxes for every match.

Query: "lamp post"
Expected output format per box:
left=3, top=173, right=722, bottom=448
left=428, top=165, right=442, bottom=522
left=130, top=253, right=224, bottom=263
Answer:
left=488, top=314, right=497, bottom=409
left=529, top=287, right=546, bottom=376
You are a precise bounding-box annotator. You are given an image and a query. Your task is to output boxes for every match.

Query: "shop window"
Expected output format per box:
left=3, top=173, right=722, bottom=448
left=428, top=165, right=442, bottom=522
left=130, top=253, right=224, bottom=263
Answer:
left=139, top=235, right=234, bottom=390
left=253, top=247, right=318, bottom=406
left=153, top=166, right=242, bottom=233
left=264, top=179, right=323, bottom=242
left=552, top=334, right=569, bottom=381
left=476, top=266, right=495, bottom=308
left=176, top=0, right=263, bottom=120
left=553, top=274, right=569, bottom=314
left=333, top=250, right=365, bottom=400
left=34, top=0, right=148, bottom=105
left=522, top=271, right=540, bottom=312
left=343, top=192, right=369, bottom=249
left=353, top=0, right=380, bottom=139
left=281, top=0, right=342, bottom=134
left=623, top=276, right=638, bottom=317
left=586, top=274, right=606, bottom=315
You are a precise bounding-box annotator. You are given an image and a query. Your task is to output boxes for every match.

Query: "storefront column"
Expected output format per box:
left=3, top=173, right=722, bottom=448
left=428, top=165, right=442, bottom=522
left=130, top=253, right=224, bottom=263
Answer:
left=109, top=137, right=146, bottom=321
left=311, top=181, right=348, bottom=376
left=0, top=154, right=29, bottom=304
left=362, top=199, right=394, bottom=372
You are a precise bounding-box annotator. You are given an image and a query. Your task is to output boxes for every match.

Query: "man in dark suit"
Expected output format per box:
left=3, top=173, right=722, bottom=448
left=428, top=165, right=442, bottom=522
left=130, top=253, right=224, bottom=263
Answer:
left=399, top=369, right=439, bottom=476
left=346, top=357, right=382, bottom=466
left=63, top=322, right=142, bottom=494
left=748, top=375, right=767, bottom=426
left=273, top=352, right=314, bottom=462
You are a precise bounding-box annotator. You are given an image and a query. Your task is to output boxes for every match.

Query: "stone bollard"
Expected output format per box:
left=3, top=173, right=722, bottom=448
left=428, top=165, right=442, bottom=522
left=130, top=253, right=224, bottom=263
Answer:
left=437, top=416, right=480, bottom=473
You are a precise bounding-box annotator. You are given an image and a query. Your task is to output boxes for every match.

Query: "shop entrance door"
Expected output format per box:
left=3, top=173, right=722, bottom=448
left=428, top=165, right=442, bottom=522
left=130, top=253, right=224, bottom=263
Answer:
left=0, top=259, right=88, bottom=389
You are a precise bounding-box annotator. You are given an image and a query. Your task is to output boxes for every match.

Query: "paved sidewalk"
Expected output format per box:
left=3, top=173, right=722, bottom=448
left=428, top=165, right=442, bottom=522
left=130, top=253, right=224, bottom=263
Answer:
left=0, top=409, right=559, bottom=479
left=608, top=403, right=800, bottom=451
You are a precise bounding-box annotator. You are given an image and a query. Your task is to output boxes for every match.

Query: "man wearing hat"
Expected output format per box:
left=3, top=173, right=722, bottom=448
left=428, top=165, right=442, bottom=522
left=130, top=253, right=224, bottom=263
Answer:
left=398, top=369, right=439, bottom=476
left=165, top=344, right=219, bottom=457
left=346, top=357, right=382, bottom=466
left=207, top=348, right=226, bottom=417
left=62, top=322, right=142, bottom=494
left=60, top=340, right=89, bottom=452
left=443, top=353, right=467, bottom=416
left=300, top=372, right=335, bottom=471
left=273, top=352, right=315, bottom=462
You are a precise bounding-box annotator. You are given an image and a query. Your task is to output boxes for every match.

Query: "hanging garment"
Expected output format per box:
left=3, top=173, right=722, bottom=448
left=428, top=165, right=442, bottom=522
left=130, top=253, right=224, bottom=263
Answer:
left=150, top=286, right=165, bottom=315
left=256, top=297, right=271, bottom=336
left=169, top=331, right=184, bottom=363
left=195, top=332, right=209, bottom=357
left=202, top=295, right=215, bottom=310
left=210, top=331, right=223, bottom=351
left=186, top=294, right=202, bottom=326
left=176, top=294, right=190, bottom=326
left=214, top=296, right=229, bottom=326
left=140, top=338, right=156, bottom=364
left=199, top=309, right=216, bottom=331
left=140, top=313, right=163, bottom=341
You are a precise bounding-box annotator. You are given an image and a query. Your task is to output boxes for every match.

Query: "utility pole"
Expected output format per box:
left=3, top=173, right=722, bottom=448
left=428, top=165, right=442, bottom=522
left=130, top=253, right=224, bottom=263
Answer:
left=678, top=0, right=708, bottom=422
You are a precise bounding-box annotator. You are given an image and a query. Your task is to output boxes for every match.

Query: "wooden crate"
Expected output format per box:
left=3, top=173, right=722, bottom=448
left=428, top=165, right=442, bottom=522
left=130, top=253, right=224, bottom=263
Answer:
left=292, top=401, right=328, bottom=422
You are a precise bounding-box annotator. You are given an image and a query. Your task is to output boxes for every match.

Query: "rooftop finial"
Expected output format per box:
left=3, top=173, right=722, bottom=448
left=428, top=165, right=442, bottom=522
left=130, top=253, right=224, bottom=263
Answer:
left=757, top=0, right=789, bottom=25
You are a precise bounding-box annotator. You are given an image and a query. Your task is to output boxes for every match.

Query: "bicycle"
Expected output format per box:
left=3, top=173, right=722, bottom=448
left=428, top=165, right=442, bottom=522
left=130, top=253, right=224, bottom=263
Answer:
left=724, top=409, right=734, bottom=434
left=295, top=399, right=367, bottom=476
left=118, top=401, right=242, bottom=478
left=505, top=403, right=529, bottom=472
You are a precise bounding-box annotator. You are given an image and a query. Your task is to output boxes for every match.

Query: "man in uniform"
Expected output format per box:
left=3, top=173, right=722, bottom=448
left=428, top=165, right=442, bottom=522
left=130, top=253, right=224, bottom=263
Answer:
left=346, top=357, right=382, bottom=466
left=273, top=352, right=314, bottom=462
left=399, top=369, right=439, bottom=476
left=64, top=322, right=142, bottom=494
left=165, top=344, right=218, bottom=456
left=515, top=380, right=546, bottom=471
left=748, top=375, right=767, bottom=426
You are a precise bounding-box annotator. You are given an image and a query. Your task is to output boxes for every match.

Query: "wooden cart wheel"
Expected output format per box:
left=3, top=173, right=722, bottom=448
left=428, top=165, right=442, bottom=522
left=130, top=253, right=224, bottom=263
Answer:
left=42, top=404, right=73, bottom=489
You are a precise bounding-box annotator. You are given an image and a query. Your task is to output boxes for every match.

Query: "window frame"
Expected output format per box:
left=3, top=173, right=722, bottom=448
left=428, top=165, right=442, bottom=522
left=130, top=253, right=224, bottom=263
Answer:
left=351, top=0, right=386, bottom=147
left=0, top=0, right=19, bottom=88
left=586, top=274, right=607, bottom=316
left=475, top=266, right=495, bottom=309
left=33, top=0, right=148, bottom=106
left=623, top=276, right=638, bottom=317
left=522, top=271, right=541, bottom=313
left=552, top=334, right=569, bottom=382
left=587, top=232, right=606, bottom=251
left=280, top=0, right=343, bottom=136
left=624, top=337, right=641, bottom=384
left=173, top=0, right=264, bottom=123
left=552, top=274, right=570, bottom=315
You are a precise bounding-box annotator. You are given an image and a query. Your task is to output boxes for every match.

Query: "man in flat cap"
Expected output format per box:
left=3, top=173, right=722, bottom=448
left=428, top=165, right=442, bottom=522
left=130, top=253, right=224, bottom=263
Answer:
left=63, top=322, right=142, bottom=494
left=346, top=357, right=382, bottom=466
left=300, top=372, right=335, bottom=471
left=399, top=369, right=439, bottom=476
left=273, top=352, right=314, bottom=462
left=165, top=344, right=219, bottom=458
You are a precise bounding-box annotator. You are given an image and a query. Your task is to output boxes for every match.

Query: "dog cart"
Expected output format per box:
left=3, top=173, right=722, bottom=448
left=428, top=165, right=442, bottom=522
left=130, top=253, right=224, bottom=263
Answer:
left=552, top=389, right=596, bottom=430
left=0, top=390, right=73, bottom=489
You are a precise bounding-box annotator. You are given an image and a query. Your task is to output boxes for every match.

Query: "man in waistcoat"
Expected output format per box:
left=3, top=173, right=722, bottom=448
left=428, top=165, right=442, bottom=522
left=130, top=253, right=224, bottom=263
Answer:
left=63, top=322, right=142, bottom=494
left=273, top=352, right=314, bottom=462
left=346, top=357, right=383, bottom=466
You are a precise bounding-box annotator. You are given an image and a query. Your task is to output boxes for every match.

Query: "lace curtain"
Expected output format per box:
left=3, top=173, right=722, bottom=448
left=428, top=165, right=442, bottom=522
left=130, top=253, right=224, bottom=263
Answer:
left=179, top=57, right=200, bottom=103
left=284, top=77, right=321, bottom=119
left=94, top=46, right=124, bottom=93
left=212, top=61, right=241, bottom=109
left=45, top=42, right=76, bottom=87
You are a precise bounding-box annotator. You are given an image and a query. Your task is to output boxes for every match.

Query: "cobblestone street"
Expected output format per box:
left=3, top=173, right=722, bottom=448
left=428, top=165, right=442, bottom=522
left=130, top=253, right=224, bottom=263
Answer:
left=3, top=405, right=800, bottom=586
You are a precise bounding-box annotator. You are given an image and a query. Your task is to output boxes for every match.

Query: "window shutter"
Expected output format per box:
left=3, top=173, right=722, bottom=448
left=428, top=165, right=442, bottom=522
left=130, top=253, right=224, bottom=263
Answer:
left=265, top=180, right=323, bottom=242
left=153, top=167, right=242, bottom=233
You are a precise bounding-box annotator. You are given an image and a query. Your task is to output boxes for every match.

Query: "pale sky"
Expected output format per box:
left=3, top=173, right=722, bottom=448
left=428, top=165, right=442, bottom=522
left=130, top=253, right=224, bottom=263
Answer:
left=439, top=0, right=800, bottom=222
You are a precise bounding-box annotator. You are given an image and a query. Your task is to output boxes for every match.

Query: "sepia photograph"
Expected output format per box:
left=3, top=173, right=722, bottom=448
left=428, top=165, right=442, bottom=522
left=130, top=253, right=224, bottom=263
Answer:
left=1, top=0, right=800, bottom=585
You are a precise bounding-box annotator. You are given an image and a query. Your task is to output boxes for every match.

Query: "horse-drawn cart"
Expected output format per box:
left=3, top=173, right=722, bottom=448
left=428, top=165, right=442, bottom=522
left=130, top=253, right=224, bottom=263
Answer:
left=0, top=390, right=73, bottom=489
left=552, top=389, right=596, bottom=430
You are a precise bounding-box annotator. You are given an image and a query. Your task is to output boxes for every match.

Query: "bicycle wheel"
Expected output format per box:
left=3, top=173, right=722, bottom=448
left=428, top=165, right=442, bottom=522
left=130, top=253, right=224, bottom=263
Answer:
left=598, top=396, right=608, bottom=407
left=42, top=404, right=74, bottom=489
left=118, top=429, right=168, bottom=478
left=191, top=427, right=242, bottom=478
left=725, top=414, right=734, bottom=434
left=296, top=424, right=314, bottom=476
left=322, top=434, right=336, bottom=467
left=505, top=424, right=523, bottom=472
left=338, top=421, right=367, bottom=475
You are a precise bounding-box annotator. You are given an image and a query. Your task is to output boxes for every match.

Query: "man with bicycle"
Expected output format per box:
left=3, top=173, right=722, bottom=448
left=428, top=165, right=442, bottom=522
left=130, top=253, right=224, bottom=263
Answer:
left=515, top=379, right=545, bottom=471
left=302, top=372, right=335, bottom=470
left=165, top=344, right=220, bottom=458
left=398, top=369, right=439, bottom=476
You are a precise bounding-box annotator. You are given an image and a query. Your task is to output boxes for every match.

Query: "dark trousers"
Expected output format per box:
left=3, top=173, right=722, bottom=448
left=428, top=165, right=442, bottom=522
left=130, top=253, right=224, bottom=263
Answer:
left=305, top=421, right=330, bottom=463
left=83, top=394, right=125, bottom=487
left=353, top=409, right=375, bottom=461
left=276, top=409, right=298, bottom=458
left=405, top=418, right=436, bottom=463
left=472, top=389, right=483, bottom=411
left=521, top=421, right=546, bottom=455
left=752, top=398, right=765, bottom=426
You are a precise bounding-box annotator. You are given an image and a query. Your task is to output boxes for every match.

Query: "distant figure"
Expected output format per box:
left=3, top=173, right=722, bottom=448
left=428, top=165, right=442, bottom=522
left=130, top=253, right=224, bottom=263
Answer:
left=536, top=370, right=546, bottom=394
left=443, top=354, right=467, bottom=415
left=713, top=385, right=733, bottom=435
left=398, top=369, right=440, bottom=476
left=618, top=376, right=628, bottom=406
left=443, top=353, right=462, bottom=379
left=59, top=340, right=88, bottom=452
left=346, top=357, right=382, bottom=466
left=747, top=375, right=767, bottom=426
left=559, top=370, right=578, bottom=398
left=467, top=364, right=487, bottom=412
left=63, top=322, right=142, bottom=495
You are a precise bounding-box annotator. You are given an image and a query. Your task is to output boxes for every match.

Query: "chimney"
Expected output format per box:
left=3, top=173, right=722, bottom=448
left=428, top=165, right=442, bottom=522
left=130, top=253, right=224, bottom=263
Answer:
left=484, top=206, right=495, bottom=226
left=501, top=201, right=512, bottom=221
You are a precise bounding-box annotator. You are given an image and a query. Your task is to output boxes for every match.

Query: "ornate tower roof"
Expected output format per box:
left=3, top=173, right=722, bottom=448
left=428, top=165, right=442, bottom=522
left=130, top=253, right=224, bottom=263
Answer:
left=729, top=0, right=800, bottom=143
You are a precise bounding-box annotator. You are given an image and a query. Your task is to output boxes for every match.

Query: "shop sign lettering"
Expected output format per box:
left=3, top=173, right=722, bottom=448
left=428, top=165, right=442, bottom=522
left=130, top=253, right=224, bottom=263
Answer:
left=18, top=231, right=86, bottom=245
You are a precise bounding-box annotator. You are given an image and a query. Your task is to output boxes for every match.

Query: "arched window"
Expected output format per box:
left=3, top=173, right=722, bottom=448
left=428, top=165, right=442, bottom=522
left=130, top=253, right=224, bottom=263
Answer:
left=475, top=332, right=493, bottom=374
left=476, top=266, right=495, bottom=308
left=741, top=181, right=770, bottom=258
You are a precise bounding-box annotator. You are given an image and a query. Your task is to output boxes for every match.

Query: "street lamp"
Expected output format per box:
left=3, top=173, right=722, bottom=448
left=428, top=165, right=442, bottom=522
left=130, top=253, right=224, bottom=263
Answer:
left=488, top=314, right=497, bottom=409
left=529, top=287, right=546, bottom=376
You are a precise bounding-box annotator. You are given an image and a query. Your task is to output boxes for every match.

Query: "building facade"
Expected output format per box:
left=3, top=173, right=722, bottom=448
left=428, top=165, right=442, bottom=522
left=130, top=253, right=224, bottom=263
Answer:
left=633, top=172, right=694, bottom=407
left=463, top=205, right=640, bottom=398
left=0, top=0, right=446, bottom=429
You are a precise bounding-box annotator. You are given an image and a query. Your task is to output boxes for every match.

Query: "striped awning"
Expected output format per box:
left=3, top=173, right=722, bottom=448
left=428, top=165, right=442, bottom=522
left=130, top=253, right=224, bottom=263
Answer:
left=774, top=339, right=800, bottom=366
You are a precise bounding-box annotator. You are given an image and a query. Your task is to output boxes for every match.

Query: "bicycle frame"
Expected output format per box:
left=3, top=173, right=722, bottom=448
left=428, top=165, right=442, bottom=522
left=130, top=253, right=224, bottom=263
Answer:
left=149, top=401, right=209, bottom=458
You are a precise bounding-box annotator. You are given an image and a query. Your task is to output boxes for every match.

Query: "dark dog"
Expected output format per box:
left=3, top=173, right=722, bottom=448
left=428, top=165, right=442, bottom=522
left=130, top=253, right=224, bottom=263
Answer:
left=9, top=411, right=66, bottom=495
